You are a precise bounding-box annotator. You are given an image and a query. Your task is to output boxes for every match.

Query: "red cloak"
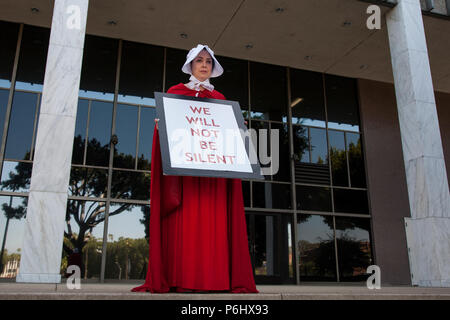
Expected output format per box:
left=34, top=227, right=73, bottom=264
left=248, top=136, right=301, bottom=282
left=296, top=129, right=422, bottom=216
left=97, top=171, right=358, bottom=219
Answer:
left=131, top=84, right=258, bottom=293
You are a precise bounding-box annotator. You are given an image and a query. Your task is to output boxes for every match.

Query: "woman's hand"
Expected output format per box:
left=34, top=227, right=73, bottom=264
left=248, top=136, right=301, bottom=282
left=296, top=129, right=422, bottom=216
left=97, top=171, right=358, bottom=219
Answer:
left=155, top=118, right=160, bottom=130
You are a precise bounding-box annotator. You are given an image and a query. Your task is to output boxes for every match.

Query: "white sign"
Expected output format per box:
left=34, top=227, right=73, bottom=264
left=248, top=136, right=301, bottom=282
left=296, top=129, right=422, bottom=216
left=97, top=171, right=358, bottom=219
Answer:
left=163, top=97, right=253, bottom=173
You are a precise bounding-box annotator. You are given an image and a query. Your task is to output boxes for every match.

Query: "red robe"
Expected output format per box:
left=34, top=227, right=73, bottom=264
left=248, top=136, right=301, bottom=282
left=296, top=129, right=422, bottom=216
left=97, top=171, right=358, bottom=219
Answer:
left=132, top=83, right=258, bottom=293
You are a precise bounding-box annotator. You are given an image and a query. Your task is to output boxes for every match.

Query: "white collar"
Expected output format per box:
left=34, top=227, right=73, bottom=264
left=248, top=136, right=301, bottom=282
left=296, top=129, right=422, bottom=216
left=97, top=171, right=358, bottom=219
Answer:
left=185, top=75, right=214, bottom=92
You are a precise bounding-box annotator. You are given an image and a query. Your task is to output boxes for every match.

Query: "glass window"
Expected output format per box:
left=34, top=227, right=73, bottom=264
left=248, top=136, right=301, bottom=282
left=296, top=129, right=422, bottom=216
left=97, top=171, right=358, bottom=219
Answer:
left=85, top=101, right=113, bottom=167
left=15, top=25, right=50, bottom=92
left=0, top=196, right=27, bottom=279
left=68, top=167, right=108, bottom=198
left=335, top=217, right=373, bottom=281
left=4, top=91, right=39, bottom=160
left=328, top=130, right=349, bottom=187
left=113, top=104, right=138, bottom=169
left=333, top=189, right=369, bottom=214
left=0, top=21, right=19, bottom=89
left=212, top=56, right=248, bottom=109
left=325, top=74, right=360, bottom=132
left=296, top=185, right=332, bottom=212
left=79, top=35, right=118, bottom=101
left=111, top=171, right=150, bottom=201
left=271, top=123, right=290, bottom=182
left=347, top=132, right=367, bottom=188
left=62, top=200, right=105, bottom=280
left=251, top=121, right=270, bottom=181
left=0, top=89, right=10, bottom=143
left=0, top=161, right=32, bottom=193
left=165, top=48, right=189, bottom=90
left=293, top=125, right=309, bottom=163
left=290, top=69, right=326, bottom=127
left=250, top=62, right=287, bottom=122
left=137, top=107, right=156, bottom=170
left=297, top=214, right=337, bottom=281
left=252, top=182, right=291, bottom=209
left=242, top=180, right=250, bottom=207
left=310, top=128, right=328, bottom=164
left=104, top=203, right=149, bottom=280
left=118, top=41, right=163, bottom=106
left=72, top=99, right=89, bottom=164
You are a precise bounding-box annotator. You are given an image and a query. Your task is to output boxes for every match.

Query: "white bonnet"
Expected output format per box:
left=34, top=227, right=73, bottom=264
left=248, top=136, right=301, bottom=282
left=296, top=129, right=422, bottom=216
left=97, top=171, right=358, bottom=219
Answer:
left=182, top=44, right=224, bottom=78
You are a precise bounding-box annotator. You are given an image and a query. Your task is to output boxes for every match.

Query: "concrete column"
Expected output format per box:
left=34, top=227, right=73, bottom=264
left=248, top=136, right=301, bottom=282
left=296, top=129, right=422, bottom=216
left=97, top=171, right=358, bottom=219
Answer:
left=386, top=0, right=450, bottom=287
left=16, top=0, right=88, bottom=283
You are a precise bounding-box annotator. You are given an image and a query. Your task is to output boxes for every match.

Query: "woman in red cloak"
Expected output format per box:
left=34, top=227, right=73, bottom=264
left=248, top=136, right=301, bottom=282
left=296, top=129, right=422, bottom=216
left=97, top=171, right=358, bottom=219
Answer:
left=132, top=44, right=258, bottom=293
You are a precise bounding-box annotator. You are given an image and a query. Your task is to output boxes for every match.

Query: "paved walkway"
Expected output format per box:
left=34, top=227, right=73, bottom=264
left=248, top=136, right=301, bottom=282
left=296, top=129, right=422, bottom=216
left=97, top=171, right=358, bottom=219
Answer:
left=1, top=281, right=449, bottom=300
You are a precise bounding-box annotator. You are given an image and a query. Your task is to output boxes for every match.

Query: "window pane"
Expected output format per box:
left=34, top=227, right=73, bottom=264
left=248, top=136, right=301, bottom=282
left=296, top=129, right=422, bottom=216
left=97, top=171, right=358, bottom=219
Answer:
left=290, top=69, right=326, bottom=127
left=296, top=185, right=332, bottom=212
left=347, top=133, right=367, bottom=188
left=325, top=74, right=360, bottom=132
left=0, top=196, right=27, bottom=279
left=111, top=171, right=150, bottom=201
left=0, top=161, right=32, bottom=193
left=335, top=217, right=373, bottom=281
left=251, top=121, right=270, bottom=180
left=333, top=189, right=369, bottom=214
left=63, top=200, right=105, bottom=280
left=254, top=215, right=279, bottom=276
left=86, top=101, right=113, bottom=167
left=72, top=99, right=89, bottom=164
left=250, top=62, right=287, bottom=122
left=271, top=123, right=290, bottom=182
left=213, top=56, right=248, bottom=108
left=113, top=104, right=138, bottom=169
left=0, top=89, right=10, bottom=143
left=15, top=25, right=49, bottom=92
left=137, top=107, right=156, bottom=170
left=104, top=203, right=149, bottom=280
left=310, top=128, right=327, bottom=164
left=5, top=91, right=38, bottom=160
left=68, top=167, right=108, bottom=198
left=253, top=182, right=291, bottom=209
left=79, top=35, right=118, bottom=101
left=328, top=130, right=348, bottom=187
left=297, top=214, right=337, bottom=281
left=242, top=180, right=250, bottom=207
left=165, top=48, right=188, bottom=90
left=118, top=41, right=163, bottom=105
left=293, top=125, right=309, bottom=163
left=0, top=21, right=19, bottom=89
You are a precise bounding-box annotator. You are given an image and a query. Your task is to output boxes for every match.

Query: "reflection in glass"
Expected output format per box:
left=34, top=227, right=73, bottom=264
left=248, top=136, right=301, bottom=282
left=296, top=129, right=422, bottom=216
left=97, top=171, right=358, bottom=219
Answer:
left=0, top=89, right=10, bottom=143
left=335, top=217, right=372, bottom=281
left=68, top=167, right=108, bottom=198
left=111, top=170, right=150, bottom=201
left=293, top=125, right=309, bottom=163
left=5, top=91, right=39, bottom=160
left=250, top=121, right=270, bottom=180
left=118, top=41, right=163, bottom=103
left=62, top=200, right=105, bottom=279
left=165, top=48, right=189, bottom=90
left=347, top=133, right=366, bottom=188
left=296, top=185, right=332, bottom=212
left=310, top=128, right=327, bottom=164
left=242, top=180, right=250, bottom=207
left=79, top=35, right=118, bottom=101
left=250, top=62, right=287, bottom=121
left=325, top=74, right=360, bottom=132
left=253, top=182, right=291, bottom=209
left=114, top=104, right=138, bottom=169
left=213, top=56, right=248, bottom=108
left=290, top=69, right=326, bottom=127
left=297, top=214, right=337, bottom=281
left=85, top=101, right=113, bottom=167
left=0, top=196, right=27, bottom=278
left=72, top=99, right=89, bottom=164
left=0, top=161, right=32, bottom=193
left=328, top=130, right=349, bottom=187
left=137, top=107, right=156, bottom=170
left=271, top=123, right=290, bottom=182
left=104, top=203, right=149, bottom=280
left=0, top=21, right=19, bottom=89
left=15, top=25, right=49, bottom=92
left=333, top=189, right=369, bottom=214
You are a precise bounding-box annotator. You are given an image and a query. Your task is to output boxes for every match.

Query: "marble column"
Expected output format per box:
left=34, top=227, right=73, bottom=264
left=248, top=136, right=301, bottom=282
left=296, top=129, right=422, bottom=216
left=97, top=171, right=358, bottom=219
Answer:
left=386, top=0, right=450, bottom=287
left=16, top=0, right=88, bottom=283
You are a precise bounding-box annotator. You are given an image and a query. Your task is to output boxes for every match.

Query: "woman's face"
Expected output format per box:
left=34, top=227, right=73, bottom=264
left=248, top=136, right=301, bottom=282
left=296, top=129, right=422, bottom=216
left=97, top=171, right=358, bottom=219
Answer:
left=191, top=49, right=213, bottom=82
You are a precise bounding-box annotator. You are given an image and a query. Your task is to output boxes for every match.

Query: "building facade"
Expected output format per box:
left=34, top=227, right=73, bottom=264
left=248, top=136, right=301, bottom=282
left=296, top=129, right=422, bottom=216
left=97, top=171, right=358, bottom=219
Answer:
left=0, top=0, right=449, bottom=286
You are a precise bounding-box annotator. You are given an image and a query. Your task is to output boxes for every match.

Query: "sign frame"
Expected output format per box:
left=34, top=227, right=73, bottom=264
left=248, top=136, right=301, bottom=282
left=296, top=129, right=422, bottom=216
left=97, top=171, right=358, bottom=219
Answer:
left=155, top=92, right=264, bottom=180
